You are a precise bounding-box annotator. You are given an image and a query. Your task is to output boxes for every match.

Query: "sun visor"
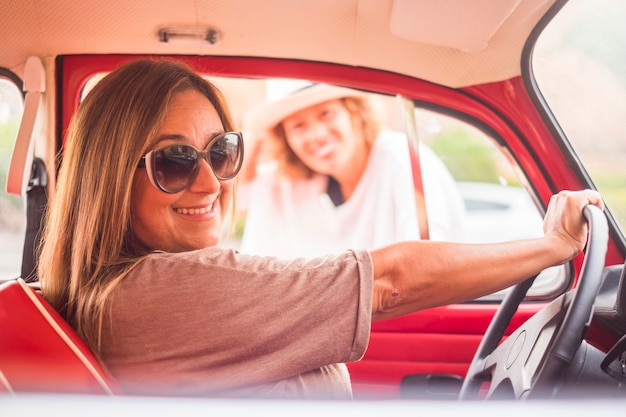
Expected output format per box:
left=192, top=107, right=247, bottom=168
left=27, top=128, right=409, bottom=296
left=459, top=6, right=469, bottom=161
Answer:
left=6, top=56, right=45, bottom=196
left=389, top=0, right=521, bottom=52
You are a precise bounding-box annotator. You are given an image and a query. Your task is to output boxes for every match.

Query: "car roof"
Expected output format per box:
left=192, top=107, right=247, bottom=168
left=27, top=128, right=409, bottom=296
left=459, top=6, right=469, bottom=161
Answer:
left=1, top=0, right=559, bottom=88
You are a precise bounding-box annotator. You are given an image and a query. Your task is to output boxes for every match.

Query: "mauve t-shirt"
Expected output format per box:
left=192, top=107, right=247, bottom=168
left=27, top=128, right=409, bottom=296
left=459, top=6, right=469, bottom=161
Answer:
left=99, top=247, right=373, bottom=399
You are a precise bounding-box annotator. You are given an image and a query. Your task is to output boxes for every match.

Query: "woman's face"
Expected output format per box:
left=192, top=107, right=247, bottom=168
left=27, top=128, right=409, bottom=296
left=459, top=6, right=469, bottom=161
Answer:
left=281, top=99, right=366, bottom=176
left=131, top=89, right=233, bottom=252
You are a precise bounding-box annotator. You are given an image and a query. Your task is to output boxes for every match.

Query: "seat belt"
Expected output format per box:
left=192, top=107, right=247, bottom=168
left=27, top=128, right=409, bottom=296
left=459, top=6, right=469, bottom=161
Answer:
left=21, top=158, right=48, bottom=282
left=408, top=144, right=429, bottom=240
left=397, top=95, right=429, bottom=240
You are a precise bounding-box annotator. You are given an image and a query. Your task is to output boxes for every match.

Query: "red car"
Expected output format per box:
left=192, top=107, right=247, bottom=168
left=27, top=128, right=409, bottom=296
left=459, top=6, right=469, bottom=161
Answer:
left=1, top=0, right=625, bottom=412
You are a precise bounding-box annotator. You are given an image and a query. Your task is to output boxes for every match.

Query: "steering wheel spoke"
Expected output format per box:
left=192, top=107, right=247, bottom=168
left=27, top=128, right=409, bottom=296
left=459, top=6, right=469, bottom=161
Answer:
left=484, top=296, right=566, bottom=399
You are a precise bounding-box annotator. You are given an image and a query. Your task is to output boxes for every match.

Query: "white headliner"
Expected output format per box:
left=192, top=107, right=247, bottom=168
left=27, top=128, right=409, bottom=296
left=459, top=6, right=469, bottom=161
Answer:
left=1, top=0, right=557, bottom=88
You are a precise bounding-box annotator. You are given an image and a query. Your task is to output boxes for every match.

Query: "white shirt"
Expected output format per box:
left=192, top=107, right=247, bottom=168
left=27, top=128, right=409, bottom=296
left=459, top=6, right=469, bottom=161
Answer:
left=238, top=130, right=466, bottom=258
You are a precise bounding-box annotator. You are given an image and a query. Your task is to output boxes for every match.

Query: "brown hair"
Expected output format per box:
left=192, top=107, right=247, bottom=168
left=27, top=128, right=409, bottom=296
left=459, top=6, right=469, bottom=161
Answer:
left=38, top=59, right=237, bottom=354
left=269, top=96, right=381, bottom=179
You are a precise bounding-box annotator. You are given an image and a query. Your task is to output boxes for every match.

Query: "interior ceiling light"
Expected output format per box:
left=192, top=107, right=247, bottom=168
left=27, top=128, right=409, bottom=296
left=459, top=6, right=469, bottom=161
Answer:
left=157, top=27, right=222, bottom=45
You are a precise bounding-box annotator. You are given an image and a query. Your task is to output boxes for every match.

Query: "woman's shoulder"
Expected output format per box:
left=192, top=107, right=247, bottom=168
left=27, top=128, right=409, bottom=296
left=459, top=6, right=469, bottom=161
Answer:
left=138, top=247, right=372, bottom=273
left=120, top=249, right=373, bottom=298
left=138, top=247, right=250, bottom=272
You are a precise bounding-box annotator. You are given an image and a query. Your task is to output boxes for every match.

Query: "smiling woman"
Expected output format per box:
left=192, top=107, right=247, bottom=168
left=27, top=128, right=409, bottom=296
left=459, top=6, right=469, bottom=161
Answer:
left=130, top=89, right=241, bottom=253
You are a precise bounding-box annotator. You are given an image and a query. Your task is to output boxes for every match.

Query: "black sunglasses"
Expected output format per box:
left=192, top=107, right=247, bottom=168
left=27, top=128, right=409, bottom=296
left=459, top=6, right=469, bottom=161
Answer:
left=138, top=131, right=244, bottom=193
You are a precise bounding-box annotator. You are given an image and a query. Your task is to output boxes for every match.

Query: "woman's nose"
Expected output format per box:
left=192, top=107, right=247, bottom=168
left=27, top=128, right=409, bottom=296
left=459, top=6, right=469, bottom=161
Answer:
left=304, top=122, right=329, bottom=142
left=187, top=158, right=220, bottom=193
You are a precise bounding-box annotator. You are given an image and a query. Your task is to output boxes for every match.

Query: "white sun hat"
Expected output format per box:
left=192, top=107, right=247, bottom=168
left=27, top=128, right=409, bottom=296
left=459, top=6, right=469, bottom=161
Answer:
left=243, top=80, right=367, bottom=138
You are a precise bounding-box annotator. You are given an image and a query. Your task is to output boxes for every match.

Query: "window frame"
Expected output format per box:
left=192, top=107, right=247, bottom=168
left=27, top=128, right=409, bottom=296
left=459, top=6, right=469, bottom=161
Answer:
left=0, top=67, right=26, bottom=282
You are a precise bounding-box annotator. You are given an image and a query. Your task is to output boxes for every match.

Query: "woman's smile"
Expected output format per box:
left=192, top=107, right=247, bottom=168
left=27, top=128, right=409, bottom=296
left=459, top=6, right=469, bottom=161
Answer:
left=173, top=201, right=216, bottom=216
left=309, top=139, right=339, bottom=160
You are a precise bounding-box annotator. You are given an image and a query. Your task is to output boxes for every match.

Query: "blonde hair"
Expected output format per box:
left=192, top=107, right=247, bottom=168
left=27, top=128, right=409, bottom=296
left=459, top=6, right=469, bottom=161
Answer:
left=270, top=96, right=381, bottom=179
left=38, top=59, right=237, bottom=354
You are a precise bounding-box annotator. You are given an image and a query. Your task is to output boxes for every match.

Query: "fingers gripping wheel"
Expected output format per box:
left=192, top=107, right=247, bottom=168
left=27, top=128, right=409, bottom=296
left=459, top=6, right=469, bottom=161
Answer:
left=458, top=205, right=608, bottom=400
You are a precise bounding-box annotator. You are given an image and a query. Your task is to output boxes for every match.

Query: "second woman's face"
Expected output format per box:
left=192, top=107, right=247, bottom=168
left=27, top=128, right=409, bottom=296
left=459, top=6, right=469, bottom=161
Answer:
left=281, top=99, right=365, bottom=176
left=131, top=89, right=233, bottom=253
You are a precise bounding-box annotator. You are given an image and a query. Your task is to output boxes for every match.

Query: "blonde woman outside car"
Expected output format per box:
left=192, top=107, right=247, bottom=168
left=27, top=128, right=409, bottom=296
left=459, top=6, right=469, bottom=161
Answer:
left=238, top=81, right=467, bottom=258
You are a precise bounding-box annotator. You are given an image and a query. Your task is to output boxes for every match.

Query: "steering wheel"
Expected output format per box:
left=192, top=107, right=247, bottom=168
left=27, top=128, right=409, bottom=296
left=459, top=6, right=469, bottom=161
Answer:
left=458, top=204, right=608, bottom=400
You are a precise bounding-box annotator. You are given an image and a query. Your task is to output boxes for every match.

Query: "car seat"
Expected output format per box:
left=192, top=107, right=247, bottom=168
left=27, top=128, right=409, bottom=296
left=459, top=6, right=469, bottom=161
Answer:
left=0, top=278, right=120, bottom=394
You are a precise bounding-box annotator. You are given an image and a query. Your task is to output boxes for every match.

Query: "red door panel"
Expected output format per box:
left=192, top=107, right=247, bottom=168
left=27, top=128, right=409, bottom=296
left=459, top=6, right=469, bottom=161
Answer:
left=348, top=303, right=541, bottom=399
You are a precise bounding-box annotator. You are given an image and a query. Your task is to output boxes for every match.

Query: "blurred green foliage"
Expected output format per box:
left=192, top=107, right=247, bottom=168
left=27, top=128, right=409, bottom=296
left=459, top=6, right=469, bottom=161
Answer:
left=0, top=118, right=23, bottom=212
left=594, top=173, right=626, bottom=230
left=425, top=126, right=520, bottom=187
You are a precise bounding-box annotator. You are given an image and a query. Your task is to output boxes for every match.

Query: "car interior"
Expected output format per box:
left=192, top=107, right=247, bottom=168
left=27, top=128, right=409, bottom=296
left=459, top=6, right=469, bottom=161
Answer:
left=1, top=0, right=625, bottom=404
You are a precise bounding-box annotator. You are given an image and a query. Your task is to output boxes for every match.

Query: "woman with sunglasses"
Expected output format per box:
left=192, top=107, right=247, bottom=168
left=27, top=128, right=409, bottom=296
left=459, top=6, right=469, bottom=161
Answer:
left=38, top=59, right=603, bottom=399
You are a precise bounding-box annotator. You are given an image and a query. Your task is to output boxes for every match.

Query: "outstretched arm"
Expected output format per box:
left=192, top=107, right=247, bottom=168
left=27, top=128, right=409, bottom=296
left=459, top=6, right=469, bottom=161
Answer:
left=369, top=189, right=604, bottom=321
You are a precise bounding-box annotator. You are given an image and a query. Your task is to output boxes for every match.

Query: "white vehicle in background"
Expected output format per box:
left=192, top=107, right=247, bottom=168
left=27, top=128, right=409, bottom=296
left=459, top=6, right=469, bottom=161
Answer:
left=458, top=181, right=544, bottom=243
